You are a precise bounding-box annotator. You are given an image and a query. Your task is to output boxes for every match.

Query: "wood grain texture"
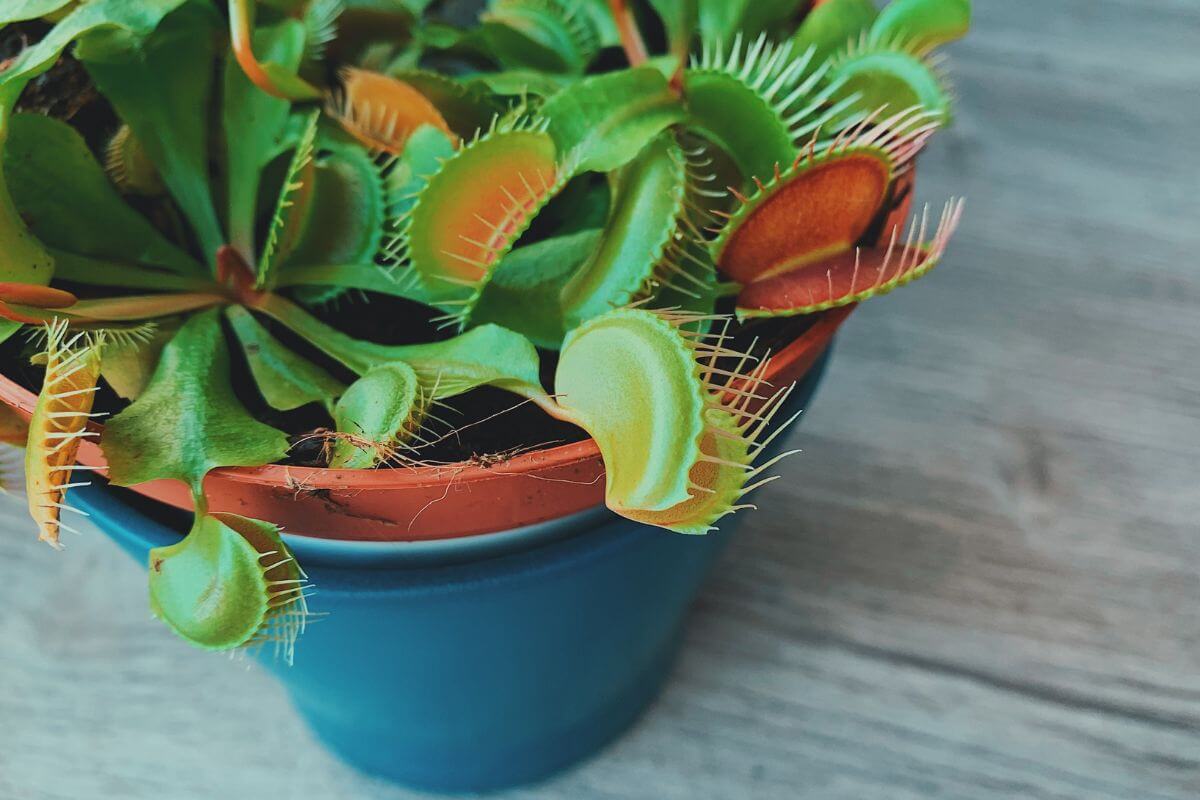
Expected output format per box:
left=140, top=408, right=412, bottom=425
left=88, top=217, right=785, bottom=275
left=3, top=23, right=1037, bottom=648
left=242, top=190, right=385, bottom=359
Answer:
left=2, top=1, right=1198, bottom=797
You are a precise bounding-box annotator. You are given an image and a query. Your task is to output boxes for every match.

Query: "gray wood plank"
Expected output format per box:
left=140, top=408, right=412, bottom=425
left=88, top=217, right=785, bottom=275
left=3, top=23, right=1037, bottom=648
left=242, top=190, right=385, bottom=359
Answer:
left=1, top=0, right=1198, bottom=798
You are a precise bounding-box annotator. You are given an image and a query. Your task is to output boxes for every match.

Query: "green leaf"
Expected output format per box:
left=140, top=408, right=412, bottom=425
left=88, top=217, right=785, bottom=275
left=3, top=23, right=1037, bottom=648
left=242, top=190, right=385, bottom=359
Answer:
left=258, top=294, right=543, bottom=399
left=648, top=237, right=720, bottom=326
left=560, top=134, right=687, bottom=332
left=330, top=361, right=422, bottom=468
left=0, top=117, right=53, bottom=287
left=223, top=19, right=307, bottom=260
left=870, top=0, right=971, bottom=52
left=3, top=113, right=201, bottom=274
left=472, top=229, right=603, bottom=349
left=79, top=2, right=225, bottom=263
left=51, top=252, right=206, bottom=292
left=554, top=305, right=791, bottom=534
left=0, top=0, right=189, bottom=287
left=259, top=62, right=323, bottom=102
left=387, top=123, right=456, bottom=220
left=226, top=306, right=345, bottom=413
left=101, top=317, right=180, bottom=400
left=384, top=325, right=544, bottom=399
left=647, top=0, right=698, bottom=61
left=792, top=0, right=877, bottom=62
left=537, top=172, right=611, bottom=235
left=463, top=69, right=573, bottom=98
left=542, top=67, right=686, bottom=173
left=0, top=0, right=187, bottom=96
left=102, top=309, right=291, bottom=495
left=0, top=321, right=23, bottom=345
left=0, top=1, right=74, bottom=27
left=481, top=0, right=601, bottom=74
left=275, top=263, right=429, bottom=304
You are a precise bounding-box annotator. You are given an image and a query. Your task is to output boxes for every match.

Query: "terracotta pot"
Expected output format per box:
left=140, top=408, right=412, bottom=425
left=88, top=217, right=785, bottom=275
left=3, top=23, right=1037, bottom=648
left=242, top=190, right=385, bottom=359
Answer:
left=0, top=306, right=854, bottom=541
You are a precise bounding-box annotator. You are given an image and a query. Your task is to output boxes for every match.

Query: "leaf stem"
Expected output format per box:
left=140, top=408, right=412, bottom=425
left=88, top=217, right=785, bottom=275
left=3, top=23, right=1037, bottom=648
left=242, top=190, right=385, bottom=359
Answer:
left=255, top=292, right=382, bottom=374
left=607, top=0, right=650, bottom=67
left=191, top=487, right=209, bottom=519
left=227, top=0, right=320, bottom=101
left=64, top=293, right=227, bottom=322
left=228, top=0, right=283, bottom=98
left=524, top=390, right=577, bottom=425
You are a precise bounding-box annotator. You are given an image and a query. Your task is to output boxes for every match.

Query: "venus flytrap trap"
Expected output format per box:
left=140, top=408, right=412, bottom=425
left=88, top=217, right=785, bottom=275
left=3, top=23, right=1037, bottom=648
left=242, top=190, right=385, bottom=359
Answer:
left=148, top=511, right=312, bottom=658
left=547, top=307, right=803, bottom=535
left=0, top=0, right=970, bottom=657
left=794, top=0, right=961, bottom=122
left=24, top=320, right=107, bottom=548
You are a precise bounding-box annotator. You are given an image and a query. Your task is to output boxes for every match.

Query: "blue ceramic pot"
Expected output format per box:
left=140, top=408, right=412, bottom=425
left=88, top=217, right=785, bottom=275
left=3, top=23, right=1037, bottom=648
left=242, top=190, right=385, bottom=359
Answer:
left=73, top=349, right=832, bottom=794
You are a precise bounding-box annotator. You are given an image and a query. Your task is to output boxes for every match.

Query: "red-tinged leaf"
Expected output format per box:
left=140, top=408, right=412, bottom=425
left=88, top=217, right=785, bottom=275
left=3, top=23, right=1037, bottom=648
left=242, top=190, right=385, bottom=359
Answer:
left=64, top=293, right=225, bottom=322
left=0, top=283, right=77, bottom=309
left=737, top=199, right=964, bottom=318
left=0, top=283, right=77, bottom=324
left=714, top=151, right=891, bottom=286
left=330, top=68, right=456, bottom=155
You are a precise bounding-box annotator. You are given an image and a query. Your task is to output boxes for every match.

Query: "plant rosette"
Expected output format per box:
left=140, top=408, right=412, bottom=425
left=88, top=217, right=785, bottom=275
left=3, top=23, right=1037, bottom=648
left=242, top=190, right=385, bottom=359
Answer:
left=0, top=0, right=968, bottom=725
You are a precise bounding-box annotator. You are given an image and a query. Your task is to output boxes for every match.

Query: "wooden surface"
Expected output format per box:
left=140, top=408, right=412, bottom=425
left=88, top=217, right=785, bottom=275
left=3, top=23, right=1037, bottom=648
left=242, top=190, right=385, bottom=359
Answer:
left=2, top=2, right=1199, bottom=798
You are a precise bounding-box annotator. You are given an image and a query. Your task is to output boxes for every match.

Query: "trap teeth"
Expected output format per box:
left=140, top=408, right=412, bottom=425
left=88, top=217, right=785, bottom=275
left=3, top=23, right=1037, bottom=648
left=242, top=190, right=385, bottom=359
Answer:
left=24, top=320, right=105, bottom=548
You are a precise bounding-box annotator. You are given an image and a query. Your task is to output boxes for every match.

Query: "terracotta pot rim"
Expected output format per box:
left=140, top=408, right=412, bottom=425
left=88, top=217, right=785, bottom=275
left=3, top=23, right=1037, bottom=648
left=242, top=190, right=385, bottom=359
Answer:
left=0, top=307, right=854, bottom=541
left=0, top=309, right=845, bottom=484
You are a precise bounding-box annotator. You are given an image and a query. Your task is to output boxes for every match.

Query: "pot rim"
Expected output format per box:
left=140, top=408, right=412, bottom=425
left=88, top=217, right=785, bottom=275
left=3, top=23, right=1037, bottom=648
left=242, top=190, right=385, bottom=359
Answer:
left=0, top=306, right=854, bottom=542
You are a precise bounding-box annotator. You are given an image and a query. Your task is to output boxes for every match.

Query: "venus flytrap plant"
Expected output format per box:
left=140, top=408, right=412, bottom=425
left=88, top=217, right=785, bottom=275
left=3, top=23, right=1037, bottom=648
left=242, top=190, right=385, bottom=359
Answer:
left=0, top=0, right=969, bottom=657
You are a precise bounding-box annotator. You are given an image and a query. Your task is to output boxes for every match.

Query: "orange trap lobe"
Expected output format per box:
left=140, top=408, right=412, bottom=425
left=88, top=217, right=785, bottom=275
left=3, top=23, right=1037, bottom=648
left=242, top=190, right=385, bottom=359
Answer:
left=332, top=68, right=456, bottom=154
left=26, top=326, right=103, bottom=548
left=717, top=152, right=891, bottom=285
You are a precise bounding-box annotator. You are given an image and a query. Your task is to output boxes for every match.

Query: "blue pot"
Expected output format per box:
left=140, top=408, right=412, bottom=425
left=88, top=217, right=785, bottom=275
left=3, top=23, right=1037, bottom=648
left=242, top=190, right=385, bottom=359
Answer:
left=73, top=349, right=832, bottom=794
